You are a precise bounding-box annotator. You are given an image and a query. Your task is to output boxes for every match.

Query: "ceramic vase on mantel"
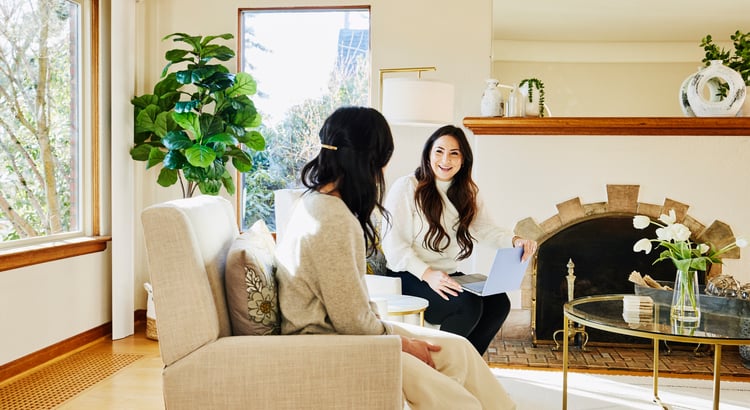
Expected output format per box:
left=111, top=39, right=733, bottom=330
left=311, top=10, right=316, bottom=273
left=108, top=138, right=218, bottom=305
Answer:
left=480, top=79, right=503, bottom=117
left=681, top=60, right=746, bottom=117
left=670, top=269, right=701, bottom=325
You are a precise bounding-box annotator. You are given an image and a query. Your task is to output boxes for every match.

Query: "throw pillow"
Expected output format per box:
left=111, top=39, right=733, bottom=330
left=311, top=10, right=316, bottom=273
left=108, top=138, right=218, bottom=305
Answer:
left=225, top=220, right=279, bottom=335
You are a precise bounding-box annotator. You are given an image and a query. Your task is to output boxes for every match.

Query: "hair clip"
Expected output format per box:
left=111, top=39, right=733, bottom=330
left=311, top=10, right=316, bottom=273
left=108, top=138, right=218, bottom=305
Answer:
left=321, top=144, right=338, bottom=151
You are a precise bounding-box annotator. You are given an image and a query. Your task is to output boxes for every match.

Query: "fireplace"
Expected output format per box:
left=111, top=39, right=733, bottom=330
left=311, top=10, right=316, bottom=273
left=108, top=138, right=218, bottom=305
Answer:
left=500, top=184, right=741, bottom=346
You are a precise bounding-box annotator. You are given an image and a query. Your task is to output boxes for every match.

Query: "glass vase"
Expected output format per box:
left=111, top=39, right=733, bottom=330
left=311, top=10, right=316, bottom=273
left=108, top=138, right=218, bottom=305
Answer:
left=670, top=269, right=701, bottom=325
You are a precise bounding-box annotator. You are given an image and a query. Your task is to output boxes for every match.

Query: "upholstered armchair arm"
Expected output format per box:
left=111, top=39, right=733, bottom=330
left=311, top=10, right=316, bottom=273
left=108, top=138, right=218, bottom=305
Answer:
left=162, top=334, right=403, bottom=409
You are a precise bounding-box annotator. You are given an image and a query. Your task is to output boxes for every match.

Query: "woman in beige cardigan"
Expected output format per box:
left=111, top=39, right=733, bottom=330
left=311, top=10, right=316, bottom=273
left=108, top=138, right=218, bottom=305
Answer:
left=275, top=106, right=516, bottom=410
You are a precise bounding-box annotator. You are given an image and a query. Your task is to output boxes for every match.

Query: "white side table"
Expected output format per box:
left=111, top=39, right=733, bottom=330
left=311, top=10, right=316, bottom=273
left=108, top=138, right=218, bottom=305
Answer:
left=372, top=294, right=429, bottom=326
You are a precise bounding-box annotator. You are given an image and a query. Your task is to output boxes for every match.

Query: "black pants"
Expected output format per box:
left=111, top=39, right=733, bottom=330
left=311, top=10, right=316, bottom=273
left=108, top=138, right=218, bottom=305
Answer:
left=386, top=269, right=511, bottom=355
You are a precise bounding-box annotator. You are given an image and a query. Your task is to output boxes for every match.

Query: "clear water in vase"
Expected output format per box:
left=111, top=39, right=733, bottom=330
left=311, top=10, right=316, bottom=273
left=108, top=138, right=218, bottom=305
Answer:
left=670, top=269, right=701, bottom=324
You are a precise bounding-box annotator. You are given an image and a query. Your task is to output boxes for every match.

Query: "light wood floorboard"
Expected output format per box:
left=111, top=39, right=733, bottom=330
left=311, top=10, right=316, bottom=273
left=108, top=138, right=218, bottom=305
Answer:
left=57, top=324, right=163, bottom=410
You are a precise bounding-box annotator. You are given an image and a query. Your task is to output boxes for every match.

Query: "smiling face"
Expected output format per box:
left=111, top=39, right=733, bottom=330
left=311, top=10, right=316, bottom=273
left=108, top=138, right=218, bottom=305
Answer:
left=429, top=134, right=463, bottom=181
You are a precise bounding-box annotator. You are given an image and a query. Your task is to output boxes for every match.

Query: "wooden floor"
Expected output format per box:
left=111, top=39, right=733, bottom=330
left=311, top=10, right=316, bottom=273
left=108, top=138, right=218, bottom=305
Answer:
left=0, top=323, right=164, bottom=410
left=2, top=322, right=748, bottom=409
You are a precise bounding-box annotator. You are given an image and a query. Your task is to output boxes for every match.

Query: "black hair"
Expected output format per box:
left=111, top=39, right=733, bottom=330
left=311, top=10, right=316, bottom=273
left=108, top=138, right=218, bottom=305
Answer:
left=300, top=106, right=394, bottom=256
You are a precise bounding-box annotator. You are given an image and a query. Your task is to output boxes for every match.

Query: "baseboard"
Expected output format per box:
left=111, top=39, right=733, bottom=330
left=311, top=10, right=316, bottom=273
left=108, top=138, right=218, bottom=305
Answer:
left=0, top=309, right=147, bottom=383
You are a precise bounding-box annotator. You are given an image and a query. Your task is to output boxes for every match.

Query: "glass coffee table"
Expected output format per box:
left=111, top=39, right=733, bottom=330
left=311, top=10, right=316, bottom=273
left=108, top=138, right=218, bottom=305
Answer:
left=562, top=294, right=750, bottom=410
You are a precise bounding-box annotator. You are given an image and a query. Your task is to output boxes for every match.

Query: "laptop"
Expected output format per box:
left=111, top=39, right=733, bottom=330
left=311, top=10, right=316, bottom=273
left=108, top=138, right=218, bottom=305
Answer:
left=453, top=247, right=529, bottom=296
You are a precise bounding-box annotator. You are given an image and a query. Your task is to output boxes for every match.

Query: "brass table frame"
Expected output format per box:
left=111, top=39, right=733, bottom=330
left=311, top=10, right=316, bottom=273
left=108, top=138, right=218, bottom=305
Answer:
left=562, top=294, right=749, bottom=410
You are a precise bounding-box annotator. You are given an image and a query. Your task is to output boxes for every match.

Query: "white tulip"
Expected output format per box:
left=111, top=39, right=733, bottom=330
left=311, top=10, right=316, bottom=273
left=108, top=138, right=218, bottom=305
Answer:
left=658, top=209, right=677, bottom=225
left=633, top=238, right=652, bottom=254
left=736, top=237, right=748, bottom=248
left=668, top=223, right=691, bottom=242
left=698, top=243, right=710, bottom=254
left=632, top=215, right=650, bottom=229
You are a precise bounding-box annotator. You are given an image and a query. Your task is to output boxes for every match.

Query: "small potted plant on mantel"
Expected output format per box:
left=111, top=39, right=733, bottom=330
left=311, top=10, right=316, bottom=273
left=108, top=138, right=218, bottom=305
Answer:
left=518, top=78, right=546, bottom=117
left=699, top=30, right=750, bottom=98
left=131, top=33, right=265, bottom=198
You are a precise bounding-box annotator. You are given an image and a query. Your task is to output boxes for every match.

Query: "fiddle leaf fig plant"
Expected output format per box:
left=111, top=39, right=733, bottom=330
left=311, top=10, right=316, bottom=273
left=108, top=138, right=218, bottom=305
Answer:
left=131, top=32, right=265, bottom=198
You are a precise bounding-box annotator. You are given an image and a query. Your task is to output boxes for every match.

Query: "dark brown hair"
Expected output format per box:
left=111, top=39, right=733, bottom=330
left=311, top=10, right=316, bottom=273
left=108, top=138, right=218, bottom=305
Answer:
left=414, top=125, right=477, bottom=260
left=300, top=106, right=394, bottom=256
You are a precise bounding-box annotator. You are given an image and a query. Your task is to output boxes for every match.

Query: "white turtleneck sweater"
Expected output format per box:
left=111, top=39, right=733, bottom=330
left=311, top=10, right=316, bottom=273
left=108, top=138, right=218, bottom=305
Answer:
left=381, top=174, right=514, bottom=279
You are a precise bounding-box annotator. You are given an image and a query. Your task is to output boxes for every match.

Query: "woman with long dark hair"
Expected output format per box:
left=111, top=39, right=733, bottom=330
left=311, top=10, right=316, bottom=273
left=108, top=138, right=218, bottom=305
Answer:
left=276, top=108, right=516, bottom=409
left=382, top=125, right=536, bottom=355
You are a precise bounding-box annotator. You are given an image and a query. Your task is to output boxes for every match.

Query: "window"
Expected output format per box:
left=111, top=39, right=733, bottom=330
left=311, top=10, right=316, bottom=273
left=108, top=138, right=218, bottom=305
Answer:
left=0, top=0, right=94, bottom=249
left=239, top=7, right=370, bottom=231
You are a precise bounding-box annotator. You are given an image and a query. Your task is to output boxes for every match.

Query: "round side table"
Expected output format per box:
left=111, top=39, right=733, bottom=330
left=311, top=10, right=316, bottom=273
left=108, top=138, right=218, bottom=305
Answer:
left=374, top=294, right=429, bottom=326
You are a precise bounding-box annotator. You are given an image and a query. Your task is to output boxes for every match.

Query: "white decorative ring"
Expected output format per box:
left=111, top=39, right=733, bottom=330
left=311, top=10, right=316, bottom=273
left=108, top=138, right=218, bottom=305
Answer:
left=686, top=60, right=746, bottom=117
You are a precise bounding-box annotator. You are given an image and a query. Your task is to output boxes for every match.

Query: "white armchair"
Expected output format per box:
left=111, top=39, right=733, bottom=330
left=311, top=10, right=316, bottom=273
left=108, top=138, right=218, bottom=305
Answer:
left=141, top=195, right=402, bottom=409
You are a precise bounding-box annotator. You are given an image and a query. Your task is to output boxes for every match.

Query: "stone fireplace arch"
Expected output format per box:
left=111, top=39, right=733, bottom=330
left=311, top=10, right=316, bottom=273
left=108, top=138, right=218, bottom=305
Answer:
left=502, top=184, right=740, bottom=343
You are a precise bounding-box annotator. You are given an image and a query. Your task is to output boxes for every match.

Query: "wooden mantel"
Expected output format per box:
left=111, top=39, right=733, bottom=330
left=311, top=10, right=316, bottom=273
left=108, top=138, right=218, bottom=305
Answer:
left=463, top=117, right=750, bottom=136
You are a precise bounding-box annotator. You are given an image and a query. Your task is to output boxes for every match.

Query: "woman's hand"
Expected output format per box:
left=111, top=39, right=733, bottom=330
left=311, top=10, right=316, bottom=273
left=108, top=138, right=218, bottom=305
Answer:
left=421, top=268, right=462, bottom=300
left=401, top=336, right=441, bottom=368
left=512, top=236, right=538, bottom=262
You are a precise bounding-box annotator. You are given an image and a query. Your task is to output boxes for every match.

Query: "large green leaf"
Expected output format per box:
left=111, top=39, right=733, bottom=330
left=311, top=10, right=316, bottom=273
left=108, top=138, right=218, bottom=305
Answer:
left=157, top=168, right=178, bottom=187
left=176, top=66, right=218, bottom=85
left=185, top=144, right=216, bottom=168
left=231, top=150, right=253, bottom=172
left=198, top=72, right=234, bottom=92
left=135, top=105, right=162, bottom=133
left=152, top=112, right=172, bottom=138
left=201, top=44, right=235, bottom=62
left=228, top=72, right=257, bottom=97
left=173, top=112, right=201, bottom=138
left=238, top=130, right=265, bottom=151
left=221, top=171, right=236, bottom=195
left=163, top=150, right=187, bottom=169
left=174, top=99, right=201, bottom=114
left=200, top=114, right=225, bottom=140
left=162, top=131, right=193, bottom=150
left=131, top=94, right=158, bottom=110
left=130, top=143, right=152, bottom=161
left=146, top=147, right=166, bottom=169
left=154, top=74, right=181, bottom=97
left=206, top=132, right=238, bottom=146
left=199, top=179, right=223, bottom=195
left=200, top=33, right=234, bottom=46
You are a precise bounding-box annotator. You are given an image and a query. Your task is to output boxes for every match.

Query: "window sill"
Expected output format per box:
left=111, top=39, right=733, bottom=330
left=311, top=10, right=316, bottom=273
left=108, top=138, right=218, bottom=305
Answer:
left=0, top=236, right=112, bottom=272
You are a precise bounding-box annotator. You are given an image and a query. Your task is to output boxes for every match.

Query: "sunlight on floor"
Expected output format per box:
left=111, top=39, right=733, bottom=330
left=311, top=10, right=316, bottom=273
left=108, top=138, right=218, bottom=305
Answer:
left=493, top=368, right=750, bottom=410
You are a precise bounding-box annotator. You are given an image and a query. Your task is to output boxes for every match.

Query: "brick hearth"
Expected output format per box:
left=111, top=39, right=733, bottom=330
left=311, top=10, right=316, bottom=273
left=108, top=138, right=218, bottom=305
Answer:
left=485, top=340, right=750, bottom=379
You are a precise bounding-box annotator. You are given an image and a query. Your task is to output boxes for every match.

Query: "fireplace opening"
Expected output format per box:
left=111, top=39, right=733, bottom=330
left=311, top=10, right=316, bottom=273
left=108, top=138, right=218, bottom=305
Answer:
left=533, top=215, right=683, bottom=345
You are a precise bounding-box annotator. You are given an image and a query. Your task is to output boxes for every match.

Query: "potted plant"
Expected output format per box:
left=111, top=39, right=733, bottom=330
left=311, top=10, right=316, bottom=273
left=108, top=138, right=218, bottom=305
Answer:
left=131, top=33, right=265, bottom=198
left=701, top=30, right=750, bottom=84
left=699, top=30, right=750, bottom=100
left=518, top=78, right=546, bottom=117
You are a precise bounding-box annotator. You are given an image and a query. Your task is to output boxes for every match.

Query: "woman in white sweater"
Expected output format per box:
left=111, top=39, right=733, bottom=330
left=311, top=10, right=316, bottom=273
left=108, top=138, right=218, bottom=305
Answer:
left=276, top=108, right=516, bottom=409
left=382, top=125, right=536, bottom=355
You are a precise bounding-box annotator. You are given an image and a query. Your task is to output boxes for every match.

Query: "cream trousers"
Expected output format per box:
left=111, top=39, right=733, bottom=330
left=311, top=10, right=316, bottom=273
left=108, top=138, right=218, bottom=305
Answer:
left=390, top=322, right=516, bottom=410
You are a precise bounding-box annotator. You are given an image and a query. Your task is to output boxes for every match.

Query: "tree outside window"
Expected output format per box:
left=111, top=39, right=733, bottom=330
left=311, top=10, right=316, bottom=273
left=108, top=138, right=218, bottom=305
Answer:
left=239, top=8, right=370, bottom=231
left=0, top=0, right=82, bottom=243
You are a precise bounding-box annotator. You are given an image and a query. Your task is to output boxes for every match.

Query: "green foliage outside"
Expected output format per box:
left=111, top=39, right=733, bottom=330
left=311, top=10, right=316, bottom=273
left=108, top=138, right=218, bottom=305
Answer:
left=0, top=0, right=77, bottom=241
left=241, top=54, right=369, bottom=231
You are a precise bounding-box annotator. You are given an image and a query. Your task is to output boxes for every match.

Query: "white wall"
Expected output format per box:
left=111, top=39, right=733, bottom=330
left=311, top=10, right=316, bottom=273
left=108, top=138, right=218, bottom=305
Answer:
left=0, top=250, right=112, bottom=365
left=0, top=1, right=115, bottom=366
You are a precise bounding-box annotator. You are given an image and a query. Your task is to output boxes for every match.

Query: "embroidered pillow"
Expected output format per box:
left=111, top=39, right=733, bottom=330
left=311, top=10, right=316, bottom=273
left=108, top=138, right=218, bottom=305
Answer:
left=225, top=220, right=279, bottom=335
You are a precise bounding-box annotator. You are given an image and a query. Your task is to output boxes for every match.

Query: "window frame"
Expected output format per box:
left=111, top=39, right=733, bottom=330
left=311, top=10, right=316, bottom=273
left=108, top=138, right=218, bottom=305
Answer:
left=0, top=0, right=108, bottom=271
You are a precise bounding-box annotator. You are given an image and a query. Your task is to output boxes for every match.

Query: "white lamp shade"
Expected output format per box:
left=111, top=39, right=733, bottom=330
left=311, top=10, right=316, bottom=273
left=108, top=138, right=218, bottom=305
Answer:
left=382, top=78, right=455, bottom=126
